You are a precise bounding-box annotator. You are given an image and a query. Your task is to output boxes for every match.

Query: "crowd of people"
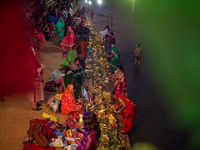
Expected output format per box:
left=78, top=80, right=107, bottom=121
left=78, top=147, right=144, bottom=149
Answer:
left=21, top=0, right=139, bottom=149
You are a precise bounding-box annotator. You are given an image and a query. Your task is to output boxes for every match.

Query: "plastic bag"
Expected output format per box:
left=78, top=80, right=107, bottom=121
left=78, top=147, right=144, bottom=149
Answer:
left=52, top=136, right=64, bottom=147
left=42, top=112, right=58, bottom=122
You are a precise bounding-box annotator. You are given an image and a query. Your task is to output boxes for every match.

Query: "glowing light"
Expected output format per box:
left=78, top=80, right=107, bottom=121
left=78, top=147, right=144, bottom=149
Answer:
left=97, top=0, right=102, bottom=5
left=85, top=0, right=88, bottom=3
left=89, top=0, right=92, bottom=5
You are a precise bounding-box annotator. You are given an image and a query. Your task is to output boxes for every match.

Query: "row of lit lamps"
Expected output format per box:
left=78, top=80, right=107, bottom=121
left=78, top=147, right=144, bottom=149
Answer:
left=85, top=0, right=102, bottom=5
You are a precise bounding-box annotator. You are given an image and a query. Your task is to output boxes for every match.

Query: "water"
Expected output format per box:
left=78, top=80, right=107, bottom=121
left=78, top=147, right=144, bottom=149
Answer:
left=90, top=0, right=190, bottom=150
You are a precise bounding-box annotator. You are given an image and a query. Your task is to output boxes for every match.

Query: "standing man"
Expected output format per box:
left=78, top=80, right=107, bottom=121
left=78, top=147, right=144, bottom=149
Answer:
left=134, top=43, right=142, bottom=65
left=72, top=31, right=88, bottom=69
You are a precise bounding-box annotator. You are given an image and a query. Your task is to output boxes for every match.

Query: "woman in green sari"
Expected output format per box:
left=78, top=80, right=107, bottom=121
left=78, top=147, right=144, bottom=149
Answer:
left=55, top=17, right=65, bottom=44
left=61, top=48, right=77, bottom=67
left=109, top=44, right=120, bottom=72
left=56, top=70, right=81, bottom=99
left=68, top=58, right=85, bottom=84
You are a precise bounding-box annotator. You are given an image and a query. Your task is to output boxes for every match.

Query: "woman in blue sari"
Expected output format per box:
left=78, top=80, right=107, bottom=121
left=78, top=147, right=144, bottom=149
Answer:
left=55, top=17, right=65, bottom=44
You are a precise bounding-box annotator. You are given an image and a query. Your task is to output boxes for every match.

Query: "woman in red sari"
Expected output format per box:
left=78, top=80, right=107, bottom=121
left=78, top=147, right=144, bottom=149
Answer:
left=60, top=26, right=76, bottom=53
left=61, top=84, right=82, bottom=115
left=112, top=65, right=128, bottom=103
left=113, top=90, right=137, bottom=133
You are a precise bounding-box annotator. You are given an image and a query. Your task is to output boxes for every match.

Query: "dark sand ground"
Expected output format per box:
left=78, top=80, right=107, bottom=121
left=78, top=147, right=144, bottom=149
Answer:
left=0, top=0, right=190, bottom=150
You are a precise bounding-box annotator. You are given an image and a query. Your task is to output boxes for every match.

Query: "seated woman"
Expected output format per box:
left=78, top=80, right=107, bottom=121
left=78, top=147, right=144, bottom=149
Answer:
left=112, top=90, right=137, bottom=134
left=112, top=65, right=128, bottom=98
left=109, top=44, right=120, bottom=72
left=33, top=24, right=47, bottom=44
left=56, top=70, right=81, bottom=99
left=61, top=84, right=83, bottom=115
left=68, top=58, right=85, bottom=84
left=60, top=26, right=76, bottom=54
left=75, top=112, right=101, bottom=150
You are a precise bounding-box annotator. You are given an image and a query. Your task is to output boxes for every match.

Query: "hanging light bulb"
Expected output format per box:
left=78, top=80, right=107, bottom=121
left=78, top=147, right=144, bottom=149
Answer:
left=89, top=0, right=92, bottom=5
left=97, top=0, right=102, bottom=5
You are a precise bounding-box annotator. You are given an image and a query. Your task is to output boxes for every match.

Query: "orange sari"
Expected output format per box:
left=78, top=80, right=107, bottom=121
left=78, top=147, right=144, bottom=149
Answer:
left=61, top=84, right=76, bottom=114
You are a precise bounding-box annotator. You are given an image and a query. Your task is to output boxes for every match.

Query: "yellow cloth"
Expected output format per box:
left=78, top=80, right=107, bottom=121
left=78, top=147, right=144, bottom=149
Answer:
left=42, top=112, right=58, bottom=122
left=55, top=94, right=62, bottom=100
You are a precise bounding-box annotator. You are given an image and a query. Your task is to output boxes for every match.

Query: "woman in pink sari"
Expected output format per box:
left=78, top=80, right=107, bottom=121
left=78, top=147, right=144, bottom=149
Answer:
left=60, top=26, right=76, bottom=51
left=112, top=65, right=128, bottom=103
left=76, top=112, right=101, bottom=150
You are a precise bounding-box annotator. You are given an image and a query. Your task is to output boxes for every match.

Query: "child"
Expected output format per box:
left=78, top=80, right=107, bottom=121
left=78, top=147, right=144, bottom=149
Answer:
left=49, top=22, right=54, bottom=38
left=43, top=23, right=49, bottom=41
left=134, top=43, right=142, bottom=65
left=50, top=20, right=56, bottom=37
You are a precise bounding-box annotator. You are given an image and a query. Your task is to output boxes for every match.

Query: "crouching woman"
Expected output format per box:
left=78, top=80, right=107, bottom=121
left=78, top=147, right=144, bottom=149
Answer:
left=113, top=90, right=137, bottom=133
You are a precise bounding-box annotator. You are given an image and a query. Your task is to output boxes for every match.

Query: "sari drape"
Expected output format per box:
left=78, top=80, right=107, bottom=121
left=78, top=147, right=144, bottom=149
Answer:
left=109, top=45, right=120, bottom=71
left=68, top=61, right=85, bottom=84
left=63, top=71, right=81, bottom=99
left=28, top=48, right=44, bottom=108
left=76, top=130, right=97, bottom=150
left=55, top=17, right=65, bottom=43
left=116, top=91, right=137, bottom=133
left=61, top=26, right=76, bottom=49
left=34, top=28, right=45, bottom=39
left=113, top=71, right=128, bottom=96
left=61, top=48, right=77, bottom=66
left=61, top=85, right=76, bottom=115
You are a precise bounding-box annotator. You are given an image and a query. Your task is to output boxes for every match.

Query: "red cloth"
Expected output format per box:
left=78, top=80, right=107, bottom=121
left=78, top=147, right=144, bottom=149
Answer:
left=27, top=47, right=41, bottom=80
left=28, top=119, right=57, bottom=143
left=107, top=36, right=115, bottom=49
left=29, top=119, right=50, bottom=126
left=49, top=24, right=54, bottom=31
left=23, top=143, right=54, bottom=150
left=75, top=104, right=83, bottom=115
left=42, top=125, right=54, bottom=142
left=116, top=91, right=137, bottom=132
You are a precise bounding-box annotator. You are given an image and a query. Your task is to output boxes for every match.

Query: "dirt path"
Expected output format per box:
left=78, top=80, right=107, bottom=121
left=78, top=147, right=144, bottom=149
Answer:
left=0, top=35, right=68, bottom=150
